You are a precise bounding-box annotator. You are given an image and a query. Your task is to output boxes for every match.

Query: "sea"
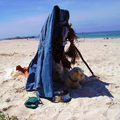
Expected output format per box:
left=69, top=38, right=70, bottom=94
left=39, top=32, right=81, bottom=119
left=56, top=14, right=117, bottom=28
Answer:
left=76, top=30, right=120, bottom=38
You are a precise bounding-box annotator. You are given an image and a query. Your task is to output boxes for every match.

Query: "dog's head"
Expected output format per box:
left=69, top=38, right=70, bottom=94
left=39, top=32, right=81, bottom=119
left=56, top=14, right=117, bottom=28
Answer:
left=69, top=67, right=84, bottom=82
left=52, top=61, right=63, bottom=80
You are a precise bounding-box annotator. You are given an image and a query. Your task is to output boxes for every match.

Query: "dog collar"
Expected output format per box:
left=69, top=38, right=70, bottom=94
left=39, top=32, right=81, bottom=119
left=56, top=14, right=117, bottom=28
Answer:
left=68, top=75, right=77, bottom=83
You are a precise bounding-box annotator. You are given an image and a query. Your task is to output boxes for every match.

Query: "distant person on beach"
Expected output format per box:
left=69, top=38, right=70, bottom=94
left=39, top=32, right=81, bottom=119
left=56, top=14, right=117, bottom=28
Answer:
left=106, top=37, right=109, bottom=39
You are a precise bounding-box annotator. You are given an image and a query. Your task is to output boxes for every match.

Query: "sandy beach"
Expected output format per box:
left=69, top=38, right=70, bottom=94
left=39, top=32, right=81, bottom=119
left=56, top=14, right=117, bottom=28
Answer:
left=0, top=38, right=120, bottom=120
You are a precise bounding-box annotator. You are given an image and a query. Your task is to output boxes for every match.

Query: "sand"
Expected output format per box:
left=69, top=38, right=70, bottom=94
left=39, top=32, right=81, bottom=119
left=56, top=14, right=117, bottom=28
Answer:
left=0, top=38, right=120, bottom=120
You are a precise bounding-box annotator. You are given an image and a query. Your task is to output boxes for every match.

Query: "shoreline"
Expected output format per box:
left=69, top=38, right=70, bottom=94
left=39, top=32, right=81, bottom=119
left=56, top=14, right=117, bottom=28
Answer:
left=0, top=37, right=120, bottom=41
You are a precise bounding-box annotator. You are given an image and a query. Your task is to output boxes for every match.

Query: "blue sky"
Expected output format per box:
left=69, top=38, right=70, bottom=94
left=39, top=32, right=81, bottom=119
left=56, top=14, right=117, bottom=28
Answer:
left=0, top=0, right=120, bottom=39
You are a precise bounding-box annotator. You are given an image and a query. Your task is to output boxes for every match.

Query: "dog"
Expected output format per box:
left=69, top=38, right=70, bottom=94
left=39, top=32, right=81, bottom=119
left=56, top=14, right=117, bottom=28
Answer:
left=64, top=67, right=84, bottom=89
left=52, top=61, right=70, bottom=84
left=52, top=61, right=64, bottom=83
left=64, top=67, right=98, bottom=89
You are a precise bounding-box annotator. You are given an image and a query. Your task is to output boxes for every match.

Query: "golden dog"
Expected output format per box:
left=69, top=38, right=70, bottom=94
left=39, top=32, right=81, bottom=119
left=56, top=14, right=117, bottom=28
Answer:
left=64, top=67, right=98, bottom=89
left=64, top=67, right=84, bottom=89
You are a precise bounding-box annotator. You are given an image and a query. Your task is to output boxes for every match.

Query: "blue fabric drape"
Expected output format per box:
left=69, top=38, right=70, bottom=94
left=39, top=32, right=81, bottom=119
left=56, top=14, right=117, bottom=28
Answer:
left=25, top=5, right=69, bottom=98
left=25, top=7, right=57, bottom=98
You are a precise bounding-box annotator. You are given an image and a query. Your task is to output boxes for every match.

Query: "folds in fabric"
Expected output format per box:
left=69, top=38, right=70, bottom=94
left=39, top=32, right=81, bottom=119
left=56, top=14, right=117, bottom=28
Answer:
left=25, top=5, right=69, bottom=98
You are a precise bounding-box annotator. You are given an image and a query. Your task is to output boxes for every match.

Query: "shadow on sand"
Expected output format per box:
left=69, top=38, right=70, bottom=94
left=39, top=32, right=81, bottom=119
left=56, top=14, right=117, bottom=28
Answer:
left=53, top=78, right=113, bottom=100
left=69, top=79, right=113, bottom=99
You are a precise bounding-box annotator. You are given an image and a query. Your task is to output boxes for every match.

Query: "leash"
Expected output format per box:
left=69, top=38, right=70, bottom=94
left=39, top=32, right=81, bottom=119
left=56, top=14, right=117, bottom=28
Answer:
left=24, top=97, right=40, bottom=109
left=75, top=46, right=95, bottom=76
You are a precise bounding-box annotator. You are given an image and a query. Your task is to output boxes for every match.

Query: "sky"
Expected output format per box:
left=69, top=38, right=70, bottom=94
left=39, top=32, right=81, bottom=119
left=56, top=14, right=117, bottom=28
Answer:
left=0, top=0, right=120, bottom=39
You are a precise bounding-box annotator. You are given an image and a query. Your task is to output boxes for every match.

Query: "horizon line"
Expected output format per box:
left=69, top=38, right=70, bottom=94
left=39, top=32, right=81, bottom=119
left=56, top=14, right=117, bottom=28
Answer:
left=76, top=29, right=120, bottom=34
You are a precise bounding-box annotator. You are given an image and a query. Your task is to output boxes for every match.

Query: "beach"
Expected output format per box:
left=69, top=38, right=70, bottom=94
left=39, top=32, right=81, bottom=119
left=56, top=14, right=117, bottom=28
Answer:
left=0, top=38, right=120, bottom=120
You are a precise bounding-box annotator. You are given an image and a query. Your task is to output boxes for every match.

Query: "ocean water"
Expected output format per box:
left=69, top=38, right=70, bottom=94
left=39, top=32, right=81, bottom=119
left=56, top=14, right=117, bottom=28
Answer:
left=76, top=30, right=120, bottom=38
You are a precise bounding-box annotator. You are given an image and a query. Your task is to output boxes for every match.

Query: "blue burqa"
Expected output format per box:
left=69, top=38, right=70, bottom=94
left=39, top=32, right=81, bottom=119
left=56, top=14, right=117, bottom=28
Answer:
left=25, top=5, right=69, bottom=98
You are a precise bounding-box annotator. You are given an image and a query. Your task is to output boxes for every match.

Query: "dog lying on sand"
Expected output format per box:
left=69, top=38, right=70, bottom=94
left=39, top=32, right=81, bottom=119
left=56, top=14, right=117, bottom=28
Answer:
left=52, top=61, right=69, bottom=83
left=52, top=61, right=64, bottom=83
left=64, top=67, right=98, bottom=89
left=52, top=62, right=98, bottom=89
left=64, top=67, right=84, bottom=89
